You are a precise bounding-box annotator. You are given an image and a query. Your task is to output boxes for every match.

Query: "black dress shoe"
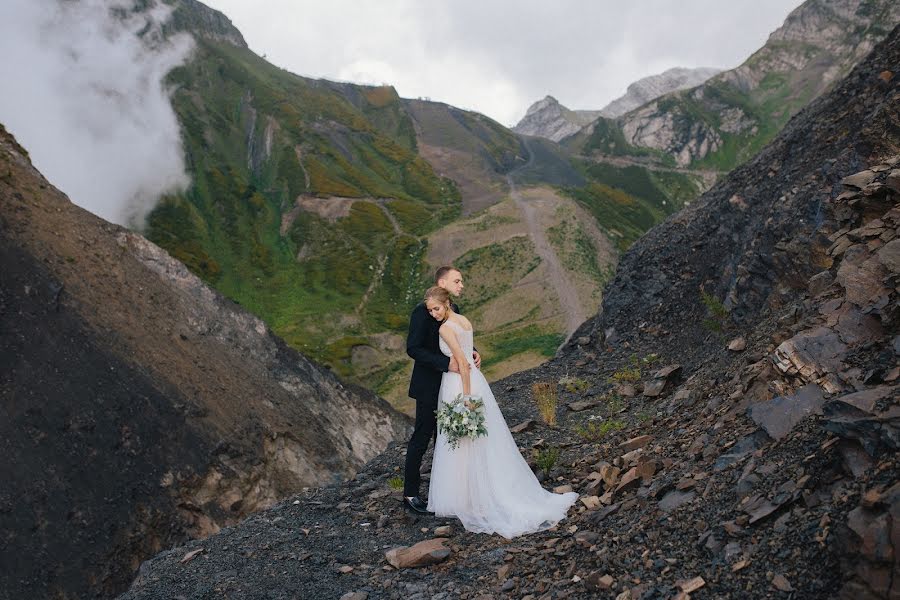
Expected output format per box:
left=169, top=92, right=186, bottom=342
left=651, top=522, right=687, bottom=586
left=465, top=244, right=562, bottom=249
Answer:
left=402, top=496, right=433, bottom=515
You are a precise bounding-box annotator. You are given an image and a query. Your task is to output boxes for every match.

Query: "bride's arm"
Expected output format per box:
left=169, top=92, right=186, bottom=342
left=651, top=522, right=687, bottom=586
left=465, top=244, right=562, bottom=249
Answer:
left=439, top=325, right=471, bottom=396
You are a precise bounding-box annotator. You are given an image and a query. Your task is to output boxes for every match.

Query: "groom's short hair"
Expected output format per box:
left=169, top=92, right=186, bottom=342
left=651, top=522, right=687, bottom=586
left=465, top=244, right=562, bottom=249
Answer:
left=434, top=266, right=458, bottom=284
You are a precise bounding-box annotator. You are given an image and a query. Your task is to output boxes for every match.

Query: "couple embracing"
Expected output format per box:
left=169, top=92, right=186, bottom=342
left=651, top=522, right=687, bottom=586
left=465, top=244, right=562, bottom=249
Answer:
left=402, top=266, right=577, bottom=539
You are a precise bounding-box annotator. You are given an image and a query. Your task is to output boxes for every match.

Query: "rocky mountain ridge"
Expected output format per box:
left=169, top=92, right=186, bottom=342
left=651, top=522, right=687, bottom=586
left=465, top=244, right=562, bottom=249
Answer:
left=598, top=67, right=722, bottom=119
left=120, top=20, right=900, bottom=600
left=0, top=122, right=410, bottom=600
left=572, top=0, right=900, bottom=169
left=512, top=67, right=722, bottom=144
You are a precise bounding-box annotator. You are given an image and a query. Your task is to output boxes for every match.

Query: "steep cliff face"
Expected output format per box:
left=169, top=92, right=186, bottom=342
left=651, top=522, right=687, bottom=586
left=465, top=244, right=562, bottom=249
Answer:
left=577, top=0, right=900, bottom=169
left=0, top=124, right=410, bottom=600
left=599, top=67, right=722, bottom=119
left=512, top=96, right=602, bottom=142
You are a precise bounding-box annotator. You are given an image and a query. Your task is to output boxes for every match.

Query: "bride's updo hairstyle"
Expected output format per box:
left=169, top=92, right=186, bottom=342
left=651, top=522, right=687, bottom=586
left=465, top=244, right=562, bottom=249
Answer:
left=424, top=286, right=452, bottom=313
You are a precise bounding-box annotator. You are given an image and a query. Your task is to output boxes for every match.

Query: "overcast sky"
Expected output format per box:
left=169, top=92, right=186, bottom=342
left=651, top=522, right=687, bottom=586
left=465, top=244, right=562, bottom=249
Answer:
left=202, top=0, right=802, bottom=126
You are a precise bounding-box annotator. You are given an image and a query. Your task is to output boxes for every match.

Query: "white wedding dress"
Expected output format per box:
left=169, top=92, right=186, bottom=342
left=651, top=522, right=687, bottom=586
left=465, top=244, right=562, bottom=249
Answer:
left=427, top=320, right=578, bottom=538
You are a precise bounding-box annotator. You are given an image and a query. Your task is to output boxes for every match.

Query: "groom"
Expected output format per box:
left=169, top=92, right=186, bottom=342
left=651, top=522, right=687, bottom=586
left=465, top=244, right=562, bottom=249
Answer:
left=402, top=266, right=480, bottom=514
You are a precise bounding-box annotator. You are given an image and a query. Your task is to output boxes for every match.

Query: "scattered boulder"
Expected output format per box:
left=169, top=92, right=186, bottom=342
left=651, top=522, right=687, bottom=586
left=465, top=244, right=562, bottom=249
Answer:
left=728, top=336, right=747, bottom=351
left=384, top=539, right=451, bottom=569
left=509, top=420, right=534, bottom=433
left=747, top=384, right=826, bottom=440
left=658, top=490, right=696, bottom=512
left=841, top=169, right=878, bottom=189
left=619, top=435, right=653, bottom=452
left=568, top=399, right=599, bottom=412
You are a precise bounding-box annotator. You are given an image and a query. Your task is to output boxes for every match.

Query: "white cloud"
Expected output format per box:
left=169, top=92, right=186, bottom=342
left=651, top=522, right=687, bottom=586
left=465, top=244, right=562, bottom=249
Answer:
left=0, top=0, right=194, bottom=227
left=201, top=0, right=800, bottom=126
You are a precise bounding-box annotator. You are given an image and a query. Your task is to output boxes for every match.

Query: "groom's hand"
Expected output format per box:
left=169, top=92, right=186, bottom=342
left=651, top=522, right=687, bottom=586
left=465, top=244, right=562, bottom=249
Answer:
left=473, top=351, right=481, bottom=369
left=448, top=357, right=459, bottom=373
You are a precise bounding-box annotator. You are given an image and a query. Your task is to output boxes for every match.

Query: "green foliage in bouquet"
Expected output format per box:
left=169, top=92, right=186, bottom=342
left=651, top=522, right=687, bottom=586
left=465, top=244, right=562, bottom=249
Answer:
left=436, top=394, right=488, bottom=450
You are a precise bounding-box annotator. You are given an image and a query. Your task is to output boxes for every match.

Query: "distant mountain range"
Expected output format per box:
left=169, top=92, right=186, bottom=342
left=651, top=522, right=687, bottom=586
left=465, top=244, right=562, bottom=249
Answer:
left=567, top=0, right=900, bottom=169
left=513, top=67, right=722, bottom=142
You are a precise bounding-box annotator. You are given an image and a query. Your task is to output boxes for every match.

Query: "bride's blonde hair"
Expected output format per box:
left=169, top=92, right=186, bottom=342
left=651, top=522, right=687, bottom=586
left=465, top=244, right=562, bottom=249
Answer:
left=424, top=286, right=452, bottom=309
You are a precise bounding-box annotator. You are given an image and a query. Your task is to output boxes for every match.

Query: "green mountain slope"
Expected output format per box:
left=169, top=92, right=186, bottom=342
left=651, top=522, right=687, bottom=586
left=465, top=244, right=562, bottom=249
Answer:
left=148, top=30, right=459, bottom=374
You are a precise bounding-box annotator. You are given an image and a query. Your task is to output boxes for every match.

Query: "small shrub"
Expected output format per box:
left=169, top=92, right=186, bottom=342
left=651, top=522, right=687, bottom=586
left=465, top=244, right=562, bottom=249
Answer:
left=604, top=393, right=625, bottom=416
left=387, top=476, right=404, bottom=490
left=534, top=446, right=560, bottom=473
left=532, top=382, right=558, bottom=426
left=641, top=353, right=660, bottom=366
left=559, top=375, right=590, bottom=394
left=701, top=289, right=729, bottom=332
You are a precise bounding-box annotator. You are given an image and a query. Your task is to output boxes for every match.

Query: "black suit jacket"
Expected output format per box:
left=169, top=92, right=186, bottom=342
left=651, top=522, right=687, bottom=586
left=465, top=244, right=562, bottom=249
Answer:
left=406, top=302, right=460, bottom=400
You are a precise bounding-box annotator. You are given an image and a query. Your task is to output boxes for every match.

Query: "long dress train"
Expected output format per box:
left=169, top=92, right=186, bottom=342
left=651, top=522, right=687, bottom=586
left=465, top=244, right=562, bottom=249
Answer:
left=427, top=320, right=578, bottom=538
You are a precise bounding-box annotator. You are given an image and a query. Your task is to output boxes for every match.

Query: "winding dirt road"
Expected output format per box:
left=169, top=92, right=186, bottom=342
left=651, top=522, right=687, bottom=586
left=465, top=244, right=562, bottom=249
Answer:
left=508, top=138, right=586, bottom=338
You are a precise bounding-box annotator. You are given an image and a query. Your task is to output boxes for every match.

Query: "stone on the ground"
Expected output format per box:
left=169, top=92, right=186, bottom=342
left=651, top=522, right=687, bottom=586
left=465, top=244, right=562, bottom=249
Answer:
left=568, top=399, right=598, bottom=412
left=616, top=467, right=641, bottom=493
left=728, top=336, right=747, bottom=351
left=619, top=435, right=653, bottom=451
left=747, top=384, right=826, bottom=440
left=584, top=572, right=615, bottom=591
left=385, top=539, right=451, bottom=569
left=677, top=576, right=706, bottom=593
left=659, top=490, right=696, bottom=512
left=433, top=525, right=453, bottom=537
left=772, top=574, right=794, bottom=592
left=509, top=420, right=534, bottom=433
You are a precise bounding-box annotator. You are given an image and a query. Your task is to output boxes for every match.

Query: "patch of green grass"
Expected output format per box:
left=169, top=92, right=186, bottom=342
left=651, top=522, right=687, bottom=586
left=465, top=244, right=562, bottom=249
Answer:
left=574, top=419, right=625, bottom=442
left=563, top=180, right=664, bottom=251
left=454, top=236, right=541, bottom=309
left=534, top=446, right=560, bottom=473
left=547, top=217, right=612, bottom=284
left=469, top=213, right=517, bottom=232
left=387, top=476, right=404, bottom=490
left=481, top=325, right=565, bottom=370
left=559, top=375, right=590, bottom=394
left=609, top=367, right=641, bottom=384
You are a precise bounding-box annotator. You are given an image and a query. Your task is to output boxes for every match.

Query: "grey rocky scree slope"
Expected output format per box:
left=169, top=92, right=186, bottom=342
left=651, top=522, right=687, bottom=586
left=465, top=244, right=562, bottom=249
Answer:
left=0, top=125, right=410, bottom=600
left=121, top=26, right=899, bottom=600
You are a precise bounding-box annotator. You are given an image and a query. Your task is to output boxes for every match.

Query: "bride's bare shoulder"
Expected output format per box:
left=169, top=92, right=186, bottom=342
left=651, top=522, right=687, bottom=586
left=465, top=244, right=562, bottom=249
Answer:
left=457, top=315, right=473, bottom=331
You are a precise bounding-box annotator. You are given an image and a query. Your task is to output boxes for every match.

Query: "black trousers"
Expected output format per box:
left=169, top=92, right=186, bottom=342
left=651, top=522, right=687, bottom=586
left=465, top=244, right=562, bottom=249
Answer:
left=403, top=394, right=438, bottom=497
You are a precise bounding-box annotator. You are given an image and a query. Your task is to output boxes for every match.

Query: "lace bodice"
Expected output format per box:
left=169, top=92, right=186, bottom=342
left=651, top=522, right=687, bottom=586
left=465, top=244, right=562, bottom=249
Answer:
left=439, top=320, right=475, bottom=364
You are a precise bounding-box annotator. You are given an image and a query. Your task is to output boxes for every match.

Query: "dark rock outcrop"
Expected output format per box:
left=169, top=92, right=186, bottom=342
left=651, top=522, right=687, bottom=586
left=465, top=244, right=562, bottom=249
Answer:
left=0, top=124, right=409, bottom=600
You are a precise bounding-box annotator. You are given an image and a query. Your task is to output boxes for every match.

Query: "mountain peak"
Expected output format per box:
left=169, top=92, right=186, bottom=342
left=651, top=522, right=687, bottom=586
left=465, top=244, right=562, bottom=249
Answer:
left=514, top=96, right=601, bottom=142
left=169, top=0, right=248, bottom=48
left=599, top=66, right=722, bottom=118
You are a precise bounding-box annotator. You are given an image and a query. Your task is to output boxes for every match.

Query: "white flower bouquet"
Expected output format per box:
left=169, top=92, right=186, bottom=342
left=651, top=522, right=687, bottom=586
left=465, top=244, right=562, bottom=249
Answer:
left=436, top=393, right=488, bottom=450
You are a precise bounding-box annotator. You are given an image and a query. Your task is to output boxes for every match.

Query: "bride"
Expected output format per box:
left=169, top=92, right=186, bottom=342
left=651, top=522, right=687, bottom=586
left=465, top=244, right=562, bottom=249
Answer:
left=423, top=286, right=578, bottom=538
